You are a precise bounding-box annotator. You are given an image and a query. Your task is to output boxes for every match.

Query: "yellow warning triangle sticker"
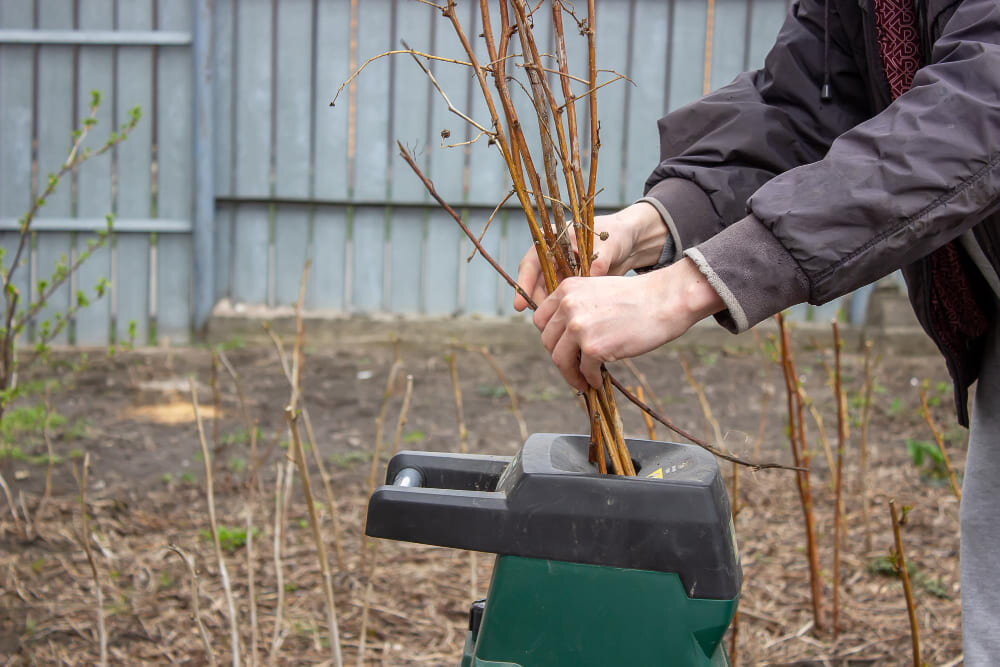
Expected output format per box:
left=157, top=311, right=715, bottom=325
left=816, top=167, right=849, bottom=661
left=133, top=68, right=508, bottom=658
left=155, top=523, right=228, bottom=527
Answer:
left=646, top=468, right=663, bottom=479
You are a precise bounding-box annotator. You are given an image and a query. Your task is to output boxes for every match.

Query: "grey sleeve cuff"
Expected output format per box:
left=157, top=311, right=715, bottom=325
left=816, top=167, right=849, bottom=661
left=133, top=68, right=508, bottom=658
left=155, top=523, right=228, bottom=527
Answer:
left=632, top=196, right=681, bottom=273
left=684, top=214, right=811, bottom=333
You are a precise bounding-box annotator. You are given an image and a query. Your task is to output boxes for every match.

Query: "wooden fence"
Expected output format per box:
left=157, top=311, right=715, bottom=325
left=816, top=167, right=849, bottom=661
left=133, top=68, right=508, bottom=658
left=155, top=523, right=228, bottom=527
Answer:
left=1, top=0, right=880, bottom=346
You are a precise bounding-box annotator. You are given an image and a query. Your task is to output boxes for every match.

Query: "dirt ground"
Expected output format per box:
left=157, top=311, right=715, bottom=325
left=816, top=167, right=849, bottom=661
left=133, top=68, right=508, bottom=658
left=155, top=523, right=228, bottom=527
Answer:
left=0, top=318, right=968, bottom=665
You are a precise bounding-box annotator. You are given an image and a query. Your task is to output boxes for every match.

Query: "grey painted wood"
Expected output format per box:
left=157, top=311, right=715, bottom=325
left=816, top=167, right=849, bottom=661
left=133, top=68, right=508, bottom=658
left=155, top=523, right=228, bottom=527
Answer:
left=501, top=213, right=533, bottom=316
left=156, top=0, right=193, bottom=341
left=0, top=1, right=34, bottom=222
left=115, top=234, right=150, bottom=344
left=351, top=206, right=385, bottom=311
left=747, top=0, right=788, bottom=70
left=353, top=0, right=392, bottom=201
left=0, top=29, right=190, bottom=45
left=709, top=0, right=750, bottom=91
left=424, top=209, right=460, bottom=315
left=388, top=208, right=424, bottom=313
left=313, top=0, right=351, bottom=201
left=309, top=205, right=347, bottom=310
left=464, top=3, right=507, bottom=207
left=273, top=1, right=314, bottom=305
left=114, top=0, right=154, bottom=344
left=274, top=206, right=310, bottom=305
left=73, top=0, right=114, bottom=345
left=0, top=1, right=35, bottom=314
left=624, top=0, right=672, bottom=204
left=274, top=0, right=313, bottom=199
left=234, top=0, right=272, bottom=197
left=231, top=203, right=270, bottom=303
left=464, top=209, right=502, bottom=315
left=593, top=0, right=631, bottom=208
left=157, top=234, right=192, bottom=343
left=668, top=0, right=709, bottom=111
left=34, top=0, right=75, bottom=344
left=213, top=0, right=234, bottom=197
left=350, top=1, right=394, bottom=309
left=215, top=209, right=233, bottom=300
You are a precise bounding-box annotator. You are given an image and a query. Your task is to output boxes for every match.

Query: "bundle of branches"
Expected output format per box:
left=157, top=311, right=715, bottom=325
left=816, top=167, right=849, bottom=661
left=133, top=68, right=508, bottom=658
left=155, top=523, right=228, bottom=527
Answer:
left=336, top=0, right=790, bottom=475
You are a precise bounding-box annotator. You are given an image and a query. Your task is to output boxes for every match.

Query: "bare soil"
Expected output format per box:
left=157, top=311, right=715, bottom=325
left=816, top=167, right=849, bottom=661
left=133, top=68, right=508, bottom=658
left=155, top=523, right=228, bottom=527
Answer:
left=0, top=322, right=966, bottom=665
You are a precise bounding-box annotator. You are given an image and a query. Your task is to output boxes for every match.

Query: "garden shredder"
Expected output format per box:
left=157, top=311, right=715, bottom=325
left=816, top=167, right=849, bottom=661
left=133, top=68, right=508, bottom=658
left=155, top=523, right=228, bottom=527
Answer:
left=364, top=433, right=741, bottom=666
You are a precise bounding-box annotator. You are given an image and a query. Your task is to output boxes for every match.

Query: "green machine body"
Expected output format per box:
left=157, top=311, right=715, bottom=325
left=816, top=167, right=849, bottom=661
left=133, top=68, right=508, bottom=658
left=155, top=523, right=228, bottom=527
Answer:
left=365, top=434, right=741, bottom=666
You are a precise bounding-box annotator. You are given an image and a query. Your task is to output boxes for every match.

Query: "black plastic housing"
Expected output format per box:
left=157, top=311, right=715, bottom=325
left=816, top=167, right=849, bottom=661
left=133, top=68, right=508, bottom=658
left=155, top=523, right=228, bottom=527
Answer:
left=365, top=433, right=741, bottom=600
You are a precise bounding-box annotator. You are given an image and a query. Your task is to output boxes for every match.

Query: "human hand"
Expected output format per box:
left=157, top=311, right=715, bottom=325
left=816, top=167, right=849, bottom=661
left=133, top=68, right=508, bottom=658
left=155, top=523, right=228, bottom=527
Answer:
left=512, top=201, right=668, bottom=311
left=532, top=257, right=725, bottom=391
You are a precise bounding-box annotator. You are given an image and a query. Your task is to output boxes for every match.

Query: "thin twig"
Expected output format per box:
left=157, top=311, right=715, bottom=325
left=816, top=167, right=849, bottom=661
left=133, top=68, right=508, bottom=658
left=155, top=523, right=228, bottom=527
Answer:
left=0, top=472, right=21, bottom=535
left=286, top=407, right=343, bottom=667
left=859, top=340, right=877, bottom=552
left=362, top=353, right=404, bottom=560
left=479, top=347, right=528, bottom=442
left=832, top=321, right=847, bottom=638
left=166, top=544, right=217, bottom=667
left=190, top=379, right=241, bottom=666
left=331, top=49, right=475, bottom=107
left=889, top=499, right=921, bottom=667
left=358, top=374, right=414, bottom=667
left=919, top=385, right=962, bottom=501
left=467, top=190, right=515, bottom=262
left=777, top=313, right=825, bottom=631
left=269, top=462, right=288, bottom=665
left=246, top=501, right=259, bottom=667
left=74, top=453, right=108, bottom=667
left=635, top=386, right=656, bottom=440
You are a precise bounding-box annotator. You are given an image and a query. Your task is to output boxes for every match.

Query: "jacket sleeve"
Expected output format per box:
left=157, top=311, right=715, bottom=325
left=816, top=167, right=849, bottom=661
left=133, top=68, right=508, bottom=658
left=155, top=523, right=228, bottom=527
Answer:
left=642, top=0, right=871, bottom=259
left=690, top=0, right=1000, bottom=332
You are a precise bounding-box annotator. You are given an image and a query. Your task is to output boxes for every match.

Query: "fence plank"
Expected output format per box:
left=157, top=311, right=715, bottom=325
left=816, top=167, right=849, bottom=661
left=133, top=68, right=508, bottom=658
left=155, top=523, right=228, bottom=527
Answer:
left=668, top=0, right=708, bottom=111
left=462, top=4, right=507, bottom=208
left=213, top=0, right=234, bottom=197
left=0, top=1, right=35, bottom=308
left=73, top=0, right=114, bottom=345
left=273, top=0, right=314, bottom=305
left=156, top=1, right=193, bottom=342
left=313, top=0, right=351, bottom=201
left=115, top=0, right=154, bottom=343
left=274, top=206, right=309, bottom=306
left=309, top=205, right=347, bottom=310
left=464, top=212, right=502, bottom=315
left=351, top=206, right=385, bottom=311
left=501, top=213, right=533, bottom=316
left=709, top=0, right=750, bottom=91
left=231, top=203, right=269, bottom=304
left=623, top=0, right=672, bottom=203
left=424, top=210, right=460, bottom=315
left=593, top=0, right=631, bottom=208
left=34, top=0, right=76, bottom=344
left=274, top=0, right=313, bottom=200
left=747, top=0, right=787, bottom=70
left=233, top=0, right=272, bottom=198
left=156, top=234, right=192, bottom=343
left=388, top=208, right=424, bottom=313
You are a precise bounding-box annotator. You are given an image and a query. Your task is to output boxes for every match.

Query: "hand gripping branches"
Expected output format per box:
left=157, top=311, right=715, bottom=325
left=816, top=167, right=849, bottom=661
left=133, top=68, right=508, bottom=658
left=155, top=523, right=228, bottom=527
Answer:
left=342, top=0, right=795, bottom=474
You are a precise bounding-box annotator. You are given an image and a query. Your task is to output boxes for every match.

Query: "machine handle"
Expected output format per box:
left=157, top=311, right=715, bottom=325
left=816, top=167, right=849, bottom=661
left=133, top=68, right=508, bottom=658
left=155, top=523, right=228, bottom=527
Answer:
left=392, top=467, right=424, bottom=488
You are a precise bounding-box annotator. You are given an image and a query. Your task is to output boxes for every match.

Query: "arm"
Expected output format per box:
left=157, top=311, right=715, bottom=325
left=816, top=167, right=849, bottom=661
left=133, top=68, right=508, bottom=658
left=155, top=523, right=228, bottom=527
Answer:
left=697, top=0, right=1000, bottom=332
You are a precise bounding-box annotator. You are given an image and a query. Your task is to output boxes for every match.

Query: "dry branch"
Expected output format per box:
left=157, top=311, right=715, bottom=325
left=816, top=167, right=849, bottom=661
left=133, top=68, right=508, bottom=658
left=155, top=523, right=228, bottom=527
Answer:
left=479, top=347, right=529, bottom=442
left=832, top=321, right=846, bottom=638
left=190, top=379, right=241, bottom=666
left=919, top=385, right=961, bottom=501
left=74, top=453, right=108, bottom=667
left=166, top=544, right=217, bottom=667
left=889, top=499, right=921, bottom=667
left=777, top=313, right=825, bottom=631
left=286, top=407, right=343, bottom=667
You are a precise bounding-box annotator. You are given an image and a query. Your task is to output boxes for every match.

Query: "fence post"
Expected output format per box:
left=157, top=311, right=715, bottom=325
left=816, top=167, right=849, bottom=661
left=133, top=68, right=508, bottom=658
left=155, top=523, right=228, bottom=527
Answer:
left=192, top=0, right=215, bottom=333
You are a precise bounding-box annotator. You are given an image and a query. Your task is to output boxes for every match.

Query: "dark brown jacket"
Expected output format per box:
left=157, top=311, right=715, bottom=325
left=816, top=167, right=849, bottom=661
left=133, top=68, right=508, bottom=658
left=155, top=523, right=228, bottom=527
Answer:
left=644, top=0, right=1000, bottom=424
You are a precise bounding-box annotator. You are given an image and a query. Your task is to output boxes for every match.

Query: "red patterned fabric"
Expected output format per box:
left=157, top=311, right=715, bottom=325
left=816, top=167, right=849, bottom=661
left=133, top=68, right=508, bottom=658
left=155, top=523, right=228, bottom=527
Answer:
left=871, top=0, right=922, bottom=98
left=871, top=0, right=992, bottom=356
